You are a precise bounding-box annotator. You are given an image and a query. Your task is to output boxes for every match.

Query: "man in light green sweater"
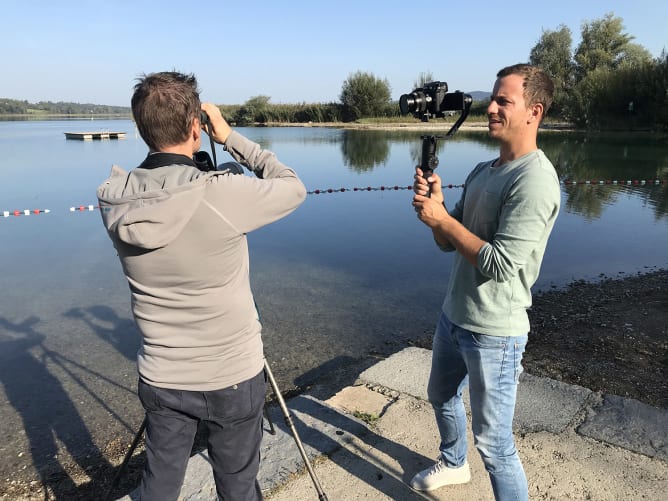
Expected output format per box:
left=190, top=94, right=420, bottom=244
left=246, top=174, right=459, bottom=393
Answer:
left=409, top=64, right=560, bottom=500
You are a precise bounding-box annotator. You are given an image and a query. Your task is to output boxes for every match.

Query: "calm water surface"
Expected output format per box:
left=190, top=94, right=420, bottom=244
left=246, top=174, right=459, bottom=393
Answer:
left=0, top=119, right=667, bottom=486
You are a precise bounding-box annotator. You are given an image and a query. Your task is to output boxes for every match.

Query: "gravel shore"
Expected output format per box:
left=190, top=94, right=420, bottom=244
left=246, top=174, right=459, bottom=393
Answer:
left=525, top=268, right=667, bottom=408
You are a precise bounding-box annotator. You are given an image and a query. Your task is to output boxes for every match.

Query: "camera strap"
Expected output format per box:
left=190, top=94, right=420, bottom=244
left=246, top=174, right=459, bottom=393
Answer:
left=201, top=115, right=217, bottom=168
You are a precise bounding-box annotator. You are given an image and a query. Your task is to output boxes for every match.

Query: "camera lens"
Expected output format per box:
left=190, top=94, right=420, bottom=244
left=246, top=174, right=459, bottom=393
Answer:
left=399, top=94, right=415, bottom=115
left=399, top=91, right=430, bottom=116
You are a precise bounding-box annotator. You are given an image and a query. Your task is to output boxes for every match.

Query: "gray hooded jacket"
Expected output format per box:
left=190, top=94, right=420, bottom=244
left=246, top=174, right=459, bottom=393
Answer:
left=97, top=131, right=306, bottom=390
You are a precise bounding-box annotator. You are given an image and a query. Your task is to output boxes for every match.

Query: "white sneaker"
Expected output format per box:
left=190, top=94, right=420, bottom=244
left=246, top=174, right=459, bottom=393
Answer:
left=409, top=458, right=471, bottom=491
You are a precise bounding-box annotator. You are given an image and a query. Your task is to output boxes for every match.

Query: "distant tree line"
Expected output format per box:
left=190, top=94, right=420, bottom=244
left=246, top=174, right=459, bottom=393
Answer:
left=0, top=98, right=130, bottom=116
left=217, top=72, right=401, bottom=126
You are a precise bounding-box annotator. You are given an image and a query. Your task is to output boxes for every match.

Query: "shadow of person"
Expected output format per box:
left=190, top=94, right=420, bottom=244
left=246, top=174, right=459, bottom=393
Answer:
left=65, top=305, right=140, bottom=362
left=292, top=355, right=379, bottom=399
left=0, top=316, right=114, bottom=499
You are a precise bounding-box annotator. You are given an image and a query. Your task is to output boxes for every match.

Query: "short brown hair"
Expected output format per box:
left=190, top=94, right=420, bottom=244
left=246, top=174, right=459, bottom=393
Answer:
left=497, top=64, right=554, bottom=117
left=131, top=71, right=201, bottom=151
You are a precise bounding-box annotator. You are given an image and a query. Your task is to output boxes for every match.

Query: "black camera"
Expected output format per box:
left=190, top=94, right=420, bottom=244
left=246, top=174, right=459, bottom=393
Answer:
left=399, top=82, right=471, bottom=122
left=194, top=110, right=216, bottom=171
left=199, top=110, right=209, bottom=126
left=193, top=150, right=215, bottom=171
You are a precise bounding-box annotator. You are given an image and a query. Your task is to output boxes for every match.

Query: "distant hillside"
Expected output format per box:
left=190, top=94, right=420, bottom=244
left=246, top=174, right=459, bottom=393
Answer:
left=468, top=91, right=491, bottom=101
left=0, top=98, right=130, bottom=115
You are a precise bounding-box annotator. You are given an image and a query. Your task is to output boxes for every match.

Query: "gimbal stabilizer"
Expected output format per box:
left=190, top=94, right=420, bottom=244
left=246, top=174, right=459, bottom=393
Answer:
left=419, top=97, right=473, bottom=195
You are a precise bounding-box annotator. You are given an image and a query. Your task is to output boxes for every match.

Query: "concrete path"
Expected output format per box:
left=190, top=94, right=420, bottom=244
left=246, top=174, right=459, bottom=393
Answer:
left=118, top=347, right=668, bottom=500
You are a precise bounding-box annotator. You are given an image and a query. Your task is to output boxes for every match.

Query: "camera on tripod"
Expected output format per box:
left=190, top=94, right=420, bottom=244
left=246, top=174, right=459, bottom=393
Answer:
left=399, top=81, right=470, bottom=122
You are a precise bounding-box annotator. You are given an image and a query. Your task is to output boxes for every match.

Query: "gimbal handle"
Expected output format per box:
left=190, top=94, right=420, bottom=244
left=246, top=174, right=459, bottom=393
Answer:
left=420, top=135, right=442, bottom=197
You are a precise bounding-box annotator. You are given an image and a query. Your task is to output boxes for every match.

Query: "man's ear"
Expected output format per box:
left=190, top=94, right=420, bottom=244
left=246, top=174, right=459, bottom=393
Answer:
left=192, top=117, right=201, bottom=142
left=529, top=103, right=544, bottom=123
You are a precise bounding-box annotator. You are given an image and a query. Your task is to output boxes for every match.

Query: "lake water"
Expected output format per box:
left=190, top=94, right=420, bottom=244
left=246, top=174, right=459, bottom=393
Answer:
left=0, top=119, right=667, bottom=486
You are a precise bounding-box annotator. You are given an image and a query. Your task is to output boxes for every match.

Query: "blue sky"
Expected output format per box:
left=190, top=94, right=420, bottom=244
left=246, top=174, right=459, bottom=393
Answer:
left=2, top=0, right=666, bottom=106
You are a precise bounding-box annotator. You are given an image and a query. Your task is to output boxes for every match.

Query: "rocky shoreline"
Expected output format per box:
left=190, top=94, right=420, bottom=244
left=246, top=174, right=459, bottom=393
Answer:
left=525, top=268, right=667, bottom=409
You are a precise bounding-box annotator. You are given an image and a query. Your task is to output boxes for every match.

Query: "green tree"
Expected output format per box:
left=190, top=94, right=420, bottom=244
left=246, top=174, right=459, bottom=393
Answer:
left=339, top=71, right=391, bottom=121
left=649, top=50, right=668, bottom=129
left=234, top=95, right=271, bottom=125
left=573, top=12, right=650, bottom=79
left=529, top=24, right=573, bottom=116
left=568, top=13, right=653, bottom=127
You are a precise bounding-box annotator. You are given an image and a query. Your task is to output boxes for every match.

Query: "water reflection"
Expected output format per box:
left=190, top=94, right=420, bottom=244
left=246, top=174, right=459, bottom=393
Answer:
left=541, top=133, right=668, bottom=180
left=333, top=129, right=668, bottom=221
left=537, top=133, right=668, bottom=220
left=341, top=130, right=390, bottom=171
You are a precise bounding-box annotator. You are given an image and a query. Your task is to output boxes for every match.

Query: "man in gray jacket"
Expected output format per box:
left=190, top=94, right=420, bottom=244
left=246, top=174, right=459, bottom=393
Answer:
left=97, top=71, right=306, bottom=501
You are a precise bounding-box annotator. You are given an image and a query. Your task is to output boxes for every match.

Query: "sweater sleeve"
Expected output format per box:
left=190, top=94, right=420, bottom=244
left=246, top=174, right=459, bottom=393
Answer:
left=205, top=131, right=307, bottom=233
left=477, top=161, right=560, bottom=283
left=224, top=130, right=292, bottom=180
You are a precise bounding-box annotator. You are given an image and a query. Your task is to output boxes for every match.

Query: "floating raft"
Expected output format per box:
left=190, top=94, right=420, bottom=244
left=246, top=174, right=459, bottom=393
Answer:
left=64, top=131, right=126, bottom=140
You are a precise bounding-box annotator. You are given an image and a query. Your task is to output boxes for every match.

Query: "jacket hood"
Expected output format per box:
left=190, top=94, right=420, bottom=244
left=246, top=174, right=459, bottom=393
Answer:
left=97, top=158, right=209, bottom=250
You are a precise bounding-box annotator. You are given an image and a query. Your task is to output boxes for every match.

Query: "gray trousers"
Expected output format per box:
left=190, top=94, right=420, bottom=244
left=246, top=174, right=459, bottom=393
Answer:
left=137, top=370, right=266, bottom=501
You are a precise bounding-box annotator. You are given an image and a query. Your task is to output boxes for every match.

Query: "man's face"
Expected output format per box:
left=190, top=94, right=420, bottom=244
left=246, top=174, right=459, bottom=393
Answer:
left=486, top=74, right=533, bottom=142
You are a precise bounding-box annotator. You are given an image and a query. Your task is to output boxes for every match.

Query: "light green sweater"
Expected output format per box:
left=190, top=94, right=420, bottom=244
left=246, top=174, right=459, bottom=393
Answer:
left=441, top=149, right=560, bottom=336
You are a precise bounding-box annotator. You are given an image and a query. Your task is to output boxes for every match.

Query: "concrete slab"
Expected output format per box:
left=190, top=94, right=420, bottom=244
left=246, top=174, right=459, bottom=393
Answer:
left=515, top=373, right=592, bottom=434
left=358, top=347, right=593, bottom=434
left=578, top=394, right=668, bottom=460
left=325, top=385, right=394, bottom=418
left=358, top=347, right=431, bottom=399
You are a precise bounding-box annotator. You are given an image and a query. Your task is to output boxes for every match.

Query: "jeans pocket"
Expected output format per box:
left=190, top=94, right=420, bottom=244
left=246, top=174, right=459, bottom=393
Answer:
left=138, top=380, right=183, bottom=412
left=469, top=332, right=506, bottom=349
left=138, top=380, right=157, bottom=411
left=207, top=372, right=264, bottom=421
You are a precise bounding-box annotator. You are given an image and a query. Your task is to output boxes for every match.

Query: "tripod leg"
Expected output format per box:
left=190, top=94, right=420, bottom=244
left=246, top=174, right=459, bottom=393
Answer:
left=264, top=402, right=276, bottom=435
left=264, top=359, right=328, bottom=501
left=104, top=416, right=146, bottom=501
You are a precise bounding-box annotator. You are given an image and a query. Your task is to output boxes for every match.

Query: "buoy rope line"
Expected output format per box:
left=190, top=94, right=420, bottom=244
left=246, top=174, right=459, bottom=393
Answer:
left=561, top=179, right=666, bottom=186
left=3, top=179, right=666, bottom=217
left=308, top=178, right=666, bottom=195
left=308, top=184, right=463, bottom=195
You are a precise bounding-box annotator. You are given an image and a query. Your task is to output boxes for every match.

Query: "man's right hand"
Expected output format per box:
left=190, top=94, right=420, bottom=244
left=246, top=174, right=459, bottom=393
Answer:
left=201, top=102, right=232, bottom=145
left=414, top=167, right=444, bottom=204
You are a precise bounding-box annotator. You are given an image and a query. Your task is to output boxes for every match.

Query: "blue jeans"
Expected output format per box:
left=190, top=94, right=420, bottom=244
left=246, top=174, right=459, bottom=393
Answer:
left=427, top=313, right=528, bottom=501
